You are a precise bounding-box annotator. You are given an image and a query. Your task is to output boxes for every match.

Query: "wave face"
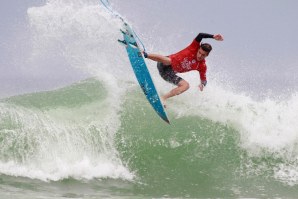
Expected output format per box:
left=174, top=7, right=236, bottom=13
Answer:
left=118, top=85, right=298, bottom=197
left=1, top=78, right=298, bottom=198
left=1, top=0, right=298, bottom=198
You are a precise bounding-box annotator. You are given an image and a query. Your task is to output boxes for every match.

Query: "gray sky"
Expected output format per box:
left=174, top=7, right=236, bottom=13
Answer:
left=0, top=0, right=88, bottom=98
left=1, top=0, right=298, bottom=98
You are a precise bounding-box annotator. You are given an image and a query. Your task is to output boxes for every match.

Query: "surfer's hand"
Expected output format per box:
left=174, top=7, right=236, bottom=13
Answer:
left=198, top=84, right=204, bottom=91
left=213, top=34, right=224, bottom=41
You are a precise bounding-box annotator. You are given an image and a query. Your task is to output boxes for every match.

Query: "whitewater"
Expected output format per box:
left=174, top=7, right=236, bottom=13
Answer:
left=1, top=0, right=298, bottom=198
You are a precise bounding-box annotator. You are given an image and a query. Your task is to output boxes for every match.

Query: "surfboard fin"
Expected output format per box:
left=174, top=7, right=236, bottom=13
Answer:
left=117, top=39, right=127, bottom=46
left=120, top=29, right=126, bottom=35
left=118, top=39, right=138, bottom=50
left=130, top=41, right=138, bottom=47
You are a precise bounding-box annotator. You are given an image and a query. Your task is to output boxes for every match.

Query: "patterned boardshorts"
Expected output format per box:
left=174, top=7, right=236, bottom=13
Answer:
left=157, top=62, right=183, bottom=86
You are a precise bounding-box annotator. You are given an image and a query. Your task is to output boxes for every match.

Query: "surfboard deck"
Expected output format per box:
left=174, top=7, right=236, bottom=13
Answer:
left=119, top=23, right=170, bottom=124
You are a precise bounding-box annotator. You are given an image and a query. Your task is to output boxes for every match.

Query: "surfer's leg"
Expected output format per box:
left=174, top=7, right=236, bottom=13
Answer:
left=162, top=80, right=189, bottom=101
left=145, top=53, right=171, bottom=65
left=157, top=62, right=187, bottom=106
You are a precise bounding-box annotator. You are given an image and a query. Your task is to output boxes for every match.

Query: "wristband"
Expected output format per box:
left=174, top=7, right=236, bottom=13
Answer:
left=143, top=51, right=148, bottom=58
left=201, top=80, right=207, bottom=87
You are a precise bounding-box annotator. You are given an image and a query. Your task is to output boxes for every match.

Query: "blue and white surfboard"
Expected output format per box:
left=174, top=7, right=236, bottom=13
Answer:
left=100, top=0, right=170, bottom=123
left=120, top=24, right=170, bottom=124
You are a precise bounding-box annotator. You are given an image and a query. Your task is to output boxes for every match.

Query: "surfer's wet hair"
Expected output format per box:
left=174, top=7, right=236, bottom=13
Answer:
left=200, top=43, right=212, bottom=54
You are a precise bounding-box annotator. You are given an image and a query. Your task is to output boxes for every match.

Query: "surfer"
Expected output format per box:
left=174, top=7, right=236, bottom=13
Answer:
left=143, top=33, right=223, bottom=105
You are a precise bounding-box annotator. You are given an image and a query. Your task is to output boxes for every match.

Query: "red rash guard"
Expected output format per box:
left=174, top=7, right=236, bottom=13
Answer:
left=168, top=33, right=214, bottom=85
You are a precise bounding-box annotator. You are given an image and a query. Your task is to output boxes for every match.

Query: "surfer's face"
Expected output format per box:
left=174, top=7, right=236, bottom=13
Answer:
left=196, top=48, right=209, bottom=61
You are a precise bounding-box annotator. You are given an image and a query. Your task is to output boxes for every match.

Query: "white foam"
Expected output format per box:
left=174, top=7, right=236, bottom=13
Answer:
left=274, top=162, right=298, bottom=186
left=167, top=77, right=298, bottom=184
left=0, top=158, right=133, bottom=182
left=170, top=79, right=298, bottom=152
left=0, top=100, right=134, bottom=181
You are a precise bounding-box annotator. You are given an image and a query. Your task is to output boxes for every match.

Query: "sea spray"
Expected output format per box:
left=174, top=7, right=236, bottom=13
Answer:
left=27, top=0, right=133, bottom=81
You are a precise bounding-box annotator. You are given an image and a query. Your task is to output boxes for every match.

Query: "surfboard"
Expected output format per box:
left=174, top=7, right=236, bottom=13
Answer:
left=99, top=0, right=170, bottom=124
left=119, top=24, right=170, bottom=124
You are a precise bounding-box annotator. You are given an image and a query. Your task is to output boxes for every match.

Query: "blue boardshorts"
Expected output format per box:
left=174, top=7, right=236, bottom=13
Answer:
left=157, top=62, right=183, bottom=86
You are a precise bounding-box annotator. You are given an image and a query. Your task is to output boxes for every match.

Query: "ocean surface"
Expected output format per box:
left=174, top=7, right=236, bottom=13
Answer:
left=1, top=0, right=298, bottom=198
left=1, top=78, right=298, bottom=198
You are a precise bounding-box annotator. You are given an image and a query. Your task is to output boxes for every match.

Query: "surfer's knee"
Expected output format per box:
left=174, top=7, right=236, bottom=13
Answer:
left=178, top=80, right=189, bottom=92
left=183, top=83, right=190, bottom=91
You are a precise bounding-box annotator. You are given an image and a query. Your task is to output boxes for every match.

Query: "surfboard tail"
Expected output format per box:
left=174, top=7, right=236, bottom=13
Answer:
left=163, top=117, right=170, bottom=124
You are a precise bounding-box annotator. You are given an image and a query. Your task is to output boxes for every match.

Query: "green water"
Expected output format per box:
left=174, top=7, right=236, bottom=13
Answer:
left=0, top=78, right=298, bottom=198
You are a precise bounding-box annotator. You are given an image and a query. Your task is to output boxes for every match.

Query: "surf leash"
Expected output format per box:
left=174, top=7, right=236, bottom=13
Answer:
left=99, top=0, right=147, bottom=53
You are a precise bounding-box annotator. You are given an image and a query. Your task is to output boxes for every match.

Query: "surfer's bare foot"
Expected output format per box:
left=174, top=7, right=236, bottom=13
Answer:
left=161, top=96, right=167, bottom=108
